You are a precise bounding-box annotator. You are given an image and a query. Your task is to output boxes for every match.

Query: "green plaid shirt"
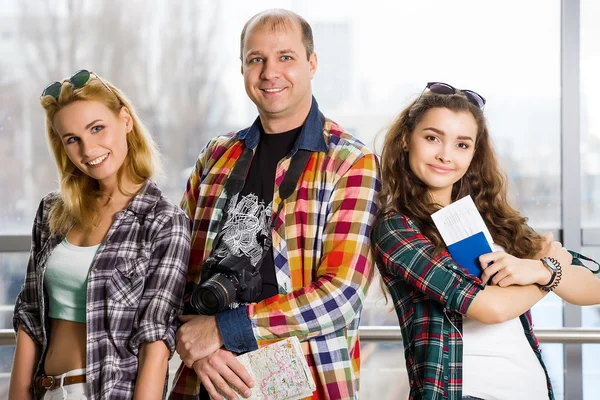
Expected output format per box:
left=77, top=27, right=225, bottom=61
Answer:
left=372, top=211, right=554, bottom=400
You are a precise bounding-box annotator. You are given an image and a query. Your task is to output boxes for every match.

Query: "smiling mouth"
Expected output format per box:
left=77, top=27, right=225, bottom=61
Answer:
left=261, top=88, right=286, bottom=93
left=428, top=164, right=454, bottom=173
left=87, top=153, right=109, bottom=166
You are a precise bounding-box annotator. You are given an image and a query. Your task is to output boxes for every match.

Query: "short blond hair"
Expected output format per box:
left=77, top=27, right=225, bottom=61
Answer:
left=240, top=9, right=314, bottom=61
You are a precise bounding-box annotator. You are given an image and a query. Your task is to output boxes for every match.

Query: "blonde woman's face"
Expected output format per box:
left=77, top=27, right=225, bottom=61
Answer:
left=53, top=100, right=132, bottom=187
left=406, top=107, right=477, bottom=206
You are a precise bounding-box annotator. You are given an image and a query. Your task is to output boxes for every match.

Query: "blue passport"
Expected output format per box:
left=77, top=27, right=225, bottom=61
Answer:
left=447, top=231, right=493, bottom=278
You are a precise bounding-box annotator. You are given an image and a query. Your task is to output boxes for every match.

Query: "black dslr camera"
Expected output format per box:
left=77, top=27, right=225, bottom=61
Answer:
left=190, top=253, right=263, bottom=315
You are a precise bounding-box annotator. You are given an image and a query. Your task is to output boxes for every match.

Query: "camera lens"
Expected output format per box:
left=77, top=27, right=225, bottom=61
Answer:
left=199, top=290, right=220, bottom=311
left=190, top=273, right=238, bottom=315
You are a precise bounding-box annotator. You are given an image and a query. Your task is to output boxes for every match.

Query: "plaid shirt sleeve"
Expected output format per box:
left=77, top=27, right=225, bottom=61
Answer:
left=372, top=212, right=483, bottom=315
left=129, top=212, right=191, bottom=357
left=12, top=196, right=50, bottom=345
left=245, top=154, right=379, bottom=341
left=180, top=136, right=228, bottom=223
left=181, top=153, right=203, bottom=224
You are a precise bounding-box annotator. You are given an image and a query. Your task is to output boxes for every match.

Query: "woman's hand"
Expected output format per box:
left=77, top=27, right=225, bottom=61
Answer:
left=546, top=240, right=573, bottom=268
left=480, top=252, right=549, bottom=287
left=533, top=232, right=573, bottom=267
left=533, top=232, right=554, bottom=260
left=479, top=237, right=573, bottom=287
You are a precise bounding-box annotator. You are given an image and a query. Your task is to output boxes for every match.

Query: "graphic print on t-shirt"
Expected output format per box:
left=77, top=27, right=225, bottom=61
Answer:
left=212, top=192, right=272, bottom=267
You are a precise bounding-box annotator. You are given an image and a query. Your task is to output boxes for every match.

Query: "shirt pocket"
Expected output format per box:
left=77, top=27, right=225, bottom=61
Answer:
left=106, top=257, right=147, bottom=307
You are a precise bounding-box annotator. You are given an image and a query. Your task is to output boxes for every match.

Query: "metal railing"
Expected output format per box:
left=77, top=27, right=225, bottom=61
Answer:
left=3, top=327, right=600, bottom=347
left=358, top=326, right=600, bottom=344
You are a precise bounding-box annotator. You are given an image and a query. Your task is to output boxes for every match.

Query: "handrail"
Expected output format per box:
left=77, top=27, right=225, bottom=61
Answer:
left=358, top=326, right=600, bottom=344
left=3, top=327, right=600, bottom=346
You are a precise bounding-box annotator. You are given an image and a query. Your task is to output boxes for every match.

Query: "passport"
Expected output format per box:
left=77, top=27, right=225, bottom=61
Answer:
left=431, top=196, right=495, bottom=278
left=447, top=231, right=493, bottom=278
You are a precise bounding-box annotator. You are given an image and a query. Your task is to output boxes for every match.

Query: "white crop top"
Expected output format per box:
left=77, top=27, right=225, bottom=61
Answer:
left=44, top=239, right=100, bottom=323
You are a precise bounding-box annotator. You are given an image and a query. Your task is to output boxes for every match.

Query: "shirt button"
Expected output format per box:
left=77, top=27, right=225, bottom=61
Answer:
left=87, top=305, right=94, bottom=311
left=91, top=268, right=97, bottom=273
left=88, top=338, right=95, bottom=343
left=90, top=376, right=95, bottom=382
left=238, top=345, right=245, bottom=351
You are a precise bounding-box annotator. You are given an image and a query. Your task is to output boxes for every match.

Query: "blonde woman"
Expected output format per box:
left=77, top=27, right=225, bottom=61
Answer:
left=9, top=70, right=190, bottom=400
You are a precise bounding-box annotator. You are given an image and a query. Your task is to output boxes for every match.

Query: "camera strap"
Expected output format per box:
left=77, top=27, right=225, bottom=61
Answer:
left=212, top=112, right=324, bottom=270
left=256, top=149, right=312, bottom=271
left=213, top=147, right=313, bottom=256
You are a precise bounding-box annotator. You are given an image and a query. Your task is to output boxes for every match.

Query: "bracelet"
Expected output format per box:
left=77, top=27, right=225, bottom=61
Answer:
left=540, top=258, right=557, bottom=287
left=540, top=257, right=563, bottom=292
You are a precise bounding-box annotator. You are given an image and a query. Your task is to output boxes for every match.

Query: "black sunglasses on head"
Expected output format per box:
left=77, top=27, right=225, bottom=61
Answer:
left=425, top=81, right=486, bottom=109
left=41, top=69, right=114, bottom=99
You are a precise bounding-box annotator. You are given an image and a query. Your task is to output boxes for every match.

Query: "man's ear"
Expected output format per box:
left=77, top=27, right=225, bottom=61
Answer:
left=308, top=52, right=318, bottom=79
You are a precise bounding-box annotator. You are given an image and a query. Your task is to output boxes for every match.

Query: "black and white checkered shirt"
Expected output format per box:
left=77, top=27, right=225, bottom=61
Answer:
left=13, top=180, right=190, bottom=399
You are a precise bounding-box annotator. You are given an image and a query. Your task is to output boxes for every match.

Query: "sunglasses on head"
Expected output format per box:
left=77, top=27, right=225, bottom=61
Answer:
left=41, top=69, right=115, bottom=99
left=425, top=81, right=486, bottom=109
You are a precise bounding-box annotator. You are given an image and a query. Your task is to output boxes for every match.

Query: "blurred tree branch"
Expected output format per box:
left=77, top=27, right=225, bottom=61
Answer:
left=15, top=0, right=229, bottom=201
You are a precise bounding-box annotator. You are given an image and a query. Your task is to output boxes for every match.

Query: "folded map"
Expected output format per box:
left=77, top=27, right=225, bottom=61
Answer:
left=216, top=336, right=316, bottom=400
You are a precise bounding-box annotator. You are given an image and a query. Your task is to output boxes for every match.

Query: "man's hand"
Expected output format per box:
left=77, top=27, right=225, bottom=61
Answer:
left=193, top=349, right=255, bottom=400
left=176, top=315, right=224, bottom=367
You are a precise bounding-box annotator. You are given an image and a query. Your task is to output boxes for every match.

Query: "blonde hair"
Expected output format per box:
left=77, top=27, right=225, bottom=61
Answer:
left=40, top=73, right=161, bottom=235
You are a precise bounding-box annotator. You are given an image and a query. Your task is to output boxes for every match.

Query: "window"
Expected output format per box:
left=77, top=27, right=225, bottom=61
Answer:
left=1, top=1, right=586, bottom=398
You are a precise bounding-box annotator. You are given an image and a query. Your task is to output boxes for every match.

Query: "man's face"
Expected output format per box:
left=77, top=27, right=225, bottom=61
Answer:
left=241, top=22, right=317, bottom=130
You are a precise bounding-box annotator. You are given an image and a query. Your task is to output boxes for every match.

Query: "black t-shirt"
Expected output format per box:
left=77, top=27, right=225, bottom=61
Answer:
left=199, top=125, right=300, bottom=400
left=239, top=124, right=301, bottom=300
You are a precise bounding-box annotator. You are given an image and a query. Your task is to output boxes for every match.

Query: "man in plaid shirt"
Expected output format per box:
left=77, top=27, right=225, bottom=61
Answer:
left=169, top=8, right=380, bottom=400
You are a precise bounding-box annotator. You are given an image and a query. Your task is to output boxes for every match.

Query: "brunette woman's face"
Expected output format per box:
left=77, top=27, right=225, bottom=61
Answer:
left=53, top=100, right=132, bottom=188
left=406, top=107, right=478, bottom=206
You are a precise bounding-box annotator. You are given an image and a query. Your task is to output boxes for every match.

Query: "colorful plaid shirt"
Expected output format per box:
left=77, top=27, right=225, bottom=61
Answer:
left=13, top=180, right=190, bottom=399
left=371, top=211, right=554, bottom=400
left=170, top=97, right=380, bottom=399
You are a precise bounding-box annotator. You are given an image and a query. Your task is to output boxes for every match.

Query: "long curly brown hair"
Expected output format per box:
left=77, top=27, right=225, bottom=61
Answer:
left=377, top=91, right=543, bottom=258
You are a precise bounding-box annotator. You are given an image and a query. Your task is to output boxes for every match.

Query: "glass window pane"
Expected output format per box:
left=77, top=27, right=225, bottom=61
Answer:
left=0, top=253, right=28, bottom=329
left=0, top=252, right=25, bottom=397
left=361, top=342, right=408, bottom=400
left=581, top=246, right=600, bottom=399
left=581, top=0, right=600, bottom=227
left=0, top=346, right=15, bottom=397
left=1, top=0, right=564, bottom=397
left=582, top=0, right=600, bottom=396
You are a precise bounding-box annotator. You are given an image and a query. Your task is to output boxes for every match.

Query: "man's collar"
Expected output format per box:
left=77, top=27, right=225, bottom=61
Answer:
left=237, top=96, right=328, bottom=154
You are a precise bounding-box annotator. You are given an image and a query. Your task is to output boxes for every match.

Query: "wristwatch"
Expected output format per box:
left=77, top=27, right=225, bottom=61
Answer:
left=540, top=257, right=562, bottom=292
